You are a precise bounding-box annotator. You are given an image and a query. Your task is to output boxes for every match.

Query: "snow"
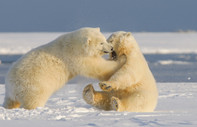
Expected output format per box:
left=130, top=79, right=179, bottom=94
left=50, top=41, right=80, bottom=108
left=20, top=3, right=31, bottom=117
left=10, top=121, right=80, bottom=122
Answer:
left=0, top=33, right=62, bottom=54
left=0, top=83, right=197, bottom=126
left=156, top=60, right=192, bottom=65
left=0, top=32, right=197, bottom=126
left=134, top=32, right=197, bottom=54
left=1, top=32, right=197, bottom=54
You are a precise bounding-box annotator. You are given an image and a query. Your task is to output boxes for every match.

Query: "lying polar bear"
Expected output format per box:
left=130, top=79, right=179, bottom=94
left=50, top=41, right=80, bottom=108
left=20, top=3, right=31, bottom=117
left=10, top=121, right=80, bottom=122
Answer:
left=83, top=31, right=158, bottom=112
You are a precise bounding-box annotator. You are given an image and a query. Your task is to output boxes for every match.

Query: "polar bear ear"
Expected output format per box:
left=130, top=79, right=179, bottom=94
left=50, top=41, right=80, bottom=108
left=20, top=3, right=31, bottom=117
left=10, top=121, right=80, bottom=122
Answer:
left=95, top=27, right=100, bottom=31
left=85, top=37, right=91, bottom=45
left=120, top=32, right=131, bottom=42
left=124, top=32, right=132, bottom=37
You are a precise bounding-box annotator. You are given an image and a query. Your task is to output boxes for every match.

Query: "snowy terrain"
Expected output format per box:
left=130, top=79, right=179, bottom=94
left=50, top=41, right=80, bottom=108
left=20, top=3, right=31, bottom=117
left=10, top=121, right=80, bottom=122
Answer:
left=1, top=32, right=197, bottom=54
left=0, top=83, right=197, bottom=127
left=0, top=32, right=197, bottom=126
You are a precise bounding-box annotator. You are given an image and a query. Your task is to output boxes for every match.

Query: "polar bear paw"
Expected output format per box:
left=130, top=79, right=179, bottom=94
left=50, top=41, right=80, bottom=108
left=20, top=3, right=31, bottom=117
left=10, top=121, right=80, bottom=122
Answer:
left=83, top=84, right=95, bottom=105
left=111, top=96, right=120, bottom=111
left=99, top=82, right=112, bottom=91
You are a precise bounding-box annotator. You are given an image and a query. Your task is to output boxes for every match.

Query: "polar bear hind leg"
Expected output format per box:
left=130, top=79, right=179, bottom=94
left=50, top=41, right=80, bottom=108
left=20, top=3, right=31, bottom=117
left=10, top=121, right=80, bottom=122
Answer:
left=83, top=84, right=113, bottom=110
left=83, top=84, right=95, bottom=105
left=15, top=87, right=51, bottom=109
left=19, top=93, right=49, bottom=109
left=3, top=96, right=20, bottom=109
left=111, top=96, right=120, bottom=111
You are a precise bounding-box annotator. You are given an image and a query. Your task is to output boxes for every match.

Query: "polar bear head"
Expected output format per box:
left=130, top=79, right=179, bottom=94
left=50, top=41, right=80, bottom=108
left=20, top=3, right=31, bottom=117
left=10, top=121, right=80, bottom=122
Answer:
left=107, top=31, right=138, bottom=60
left=63, top=27, right=113, bottom=57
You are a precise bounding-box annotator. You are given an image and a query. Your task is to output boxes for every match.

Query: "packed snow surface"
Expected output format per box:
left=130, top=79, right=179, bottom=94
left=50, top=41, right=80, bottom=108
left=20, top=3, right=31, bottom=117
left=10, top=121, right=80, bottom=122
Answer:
left=0, top=83, right=197, bottom=127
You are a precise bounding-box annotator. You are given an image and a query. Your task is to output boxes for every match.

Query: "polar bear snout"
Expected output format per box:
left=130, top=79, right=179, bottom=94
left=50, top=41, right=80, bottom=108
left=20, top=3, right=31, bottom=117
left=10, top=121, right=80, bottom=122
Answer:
left=102, top=43, right=114, bottom=53
left=103, top=47, right=113, bottom=53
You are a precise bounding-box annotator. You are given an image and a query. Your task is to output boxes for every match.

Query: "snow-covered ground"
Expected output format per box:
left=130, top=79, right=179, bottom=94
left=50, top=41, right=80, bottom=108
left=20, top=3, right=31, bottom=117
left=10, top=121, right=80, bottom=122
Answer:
left=1, top=32, right=197, bottom=54
left=0, top=32, right=197, bottom=126
left=0, top=83, right=197, bottom=127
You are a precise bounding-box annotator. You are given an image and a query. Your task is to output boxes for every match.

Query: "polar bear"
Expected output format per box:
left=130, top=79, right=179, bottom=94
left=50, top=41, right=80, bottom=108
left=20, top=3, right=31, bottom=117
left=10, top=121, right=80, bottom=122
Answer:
left=83, top=31, right=158, bottom=112
left=3, top=27, right=125, bottom=109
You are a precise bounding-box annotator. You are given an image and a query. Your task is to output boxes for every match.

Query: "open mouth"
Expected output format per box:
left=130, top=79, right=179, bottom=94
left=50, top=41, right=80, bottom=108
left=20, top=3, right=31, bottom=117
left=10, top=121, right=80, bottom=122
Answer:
left=111, top=51, right=117, bottom=60
left=103, top=51, right=109, bottom=53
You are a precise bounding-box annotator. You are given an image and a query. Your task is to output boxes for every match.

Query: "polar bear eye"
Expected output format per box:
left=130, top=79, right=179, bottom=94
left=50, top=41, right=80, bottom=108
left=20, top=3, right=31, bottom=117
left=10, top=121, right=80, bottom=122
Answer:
left=109, top=40, right=113, bottom=43
left=100, top=43, right=104, bottom=45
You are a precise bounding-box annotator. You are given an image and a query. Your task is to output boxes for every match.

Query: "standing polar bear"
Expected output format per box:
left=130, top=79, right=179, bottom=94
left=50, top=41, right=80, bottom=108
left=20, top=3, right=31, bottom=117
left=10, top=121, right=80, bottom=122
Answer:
left=83, top=31, right=158, bottom=112
left=3, top=27, right=125, bottom=109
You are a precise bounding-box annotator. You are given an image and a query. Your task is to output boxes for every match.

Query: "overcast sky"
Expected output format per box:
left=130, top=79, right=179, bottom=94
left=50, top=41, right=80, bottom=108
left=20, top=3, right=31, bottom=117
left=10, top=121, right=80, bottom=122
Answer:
left=0, top=0, right=197, bottom=32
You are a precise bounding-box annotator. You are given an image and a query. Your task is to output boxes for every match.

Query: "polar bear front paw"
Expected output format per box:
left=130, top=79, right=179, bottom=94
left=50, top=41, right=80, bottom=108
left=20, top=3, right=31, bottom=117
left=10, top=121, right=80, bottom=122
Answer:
left=99, top=82, right=112, bottom=91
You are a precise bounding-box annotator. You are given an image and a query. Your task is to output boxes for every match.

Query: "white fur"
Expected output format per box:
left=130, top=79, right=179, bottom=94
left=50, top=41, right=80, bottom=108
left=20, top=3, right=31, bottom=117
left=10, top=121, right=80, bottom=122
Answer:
left=3, top=27, right=125, bottom=109
left=100, top=31, right=158, bottom=112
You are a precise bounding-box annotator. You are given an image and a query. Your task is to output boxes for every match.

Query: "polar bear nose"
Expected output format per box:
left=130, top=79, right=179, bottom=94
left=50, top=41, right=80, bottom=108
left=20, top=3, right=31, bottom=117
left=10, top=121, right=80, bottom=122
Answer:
left=111, top=47, right=114, bottom=51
